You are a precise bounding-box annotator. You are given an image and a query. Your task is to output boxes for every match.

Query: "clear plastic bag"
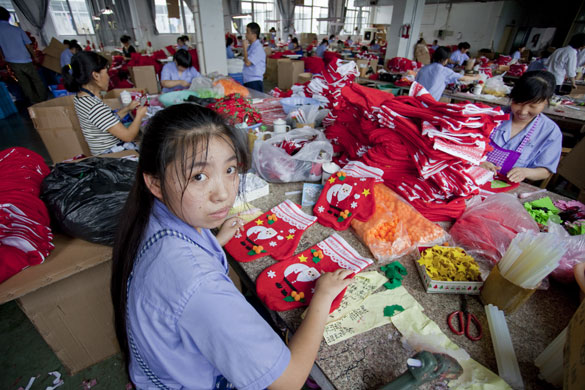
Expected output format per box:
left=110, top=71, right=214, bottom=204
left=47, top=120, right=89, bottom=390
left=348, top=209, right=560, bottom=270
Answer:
left=450, top=194, right=539, bottom=264
left=252, top=128, right=333, bottom=183
left=483, top=75, right=511, bottom=97
left=548, top=222, right=585, bottom=283
left=189, top=76, right=224, bottom=98
left=351, top=183, right=448, bottom=263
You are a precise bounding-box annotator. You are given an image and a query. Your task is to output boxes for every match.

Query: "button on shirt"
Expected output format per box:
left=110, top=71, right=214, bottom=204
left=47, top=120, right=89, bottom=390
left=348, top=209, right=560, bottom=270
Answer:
left=0, top=21, right=32, bottom=63
left=243, top=40, right=266, bottom=83
left=546, top=46, right=578, bottom=86
left=415, top=63, right=462, bottom=101
left=127, top=200, right=290, bottom=390
left=161, top=62, right=201, bottom=93
left=490, top=113, right=562, bottom=173
left=448, top=50, right=469, bottom=68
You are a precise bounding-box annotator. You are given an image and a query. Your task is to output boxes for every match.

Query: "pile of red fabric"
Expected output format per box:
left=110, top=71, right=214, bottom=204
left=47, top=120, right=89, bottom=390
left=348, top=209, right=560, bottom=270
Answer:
left=269, top=51, right=295, bottom=59
left=324, top=82, right=508, bottom=221
left=0, top=147, right=54, bottom=283
left=496, top=55, right=512, bottom=65
left=508, top=64, right=528, bottom=77
left=302, top=56, right=325, bottom=74
left=323, top=51, right=342, bottom=64
left=272, top=59, right=359, bottom=110
left=386, top=57, right=421, bottom=73
left=127, top=53, right=163, bottom=76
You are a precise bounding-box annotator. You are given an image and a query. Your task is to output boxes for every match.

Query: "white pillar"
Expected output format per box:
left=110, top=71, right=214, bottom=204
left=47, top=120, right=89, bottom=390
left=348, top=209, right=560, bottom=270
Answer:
left=191, top=0, right=228, bottom=75
left=383, top=0, right=425, bottom=64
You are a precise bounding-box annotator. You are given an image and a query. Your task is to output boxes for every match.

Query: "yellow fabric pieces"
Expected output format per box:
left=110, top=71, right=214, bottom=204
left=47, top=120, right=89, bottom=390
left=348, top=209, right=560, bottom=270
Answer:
left=418, top=245, right=480, bottom=282
left=391, top=308, right=511, bottom=390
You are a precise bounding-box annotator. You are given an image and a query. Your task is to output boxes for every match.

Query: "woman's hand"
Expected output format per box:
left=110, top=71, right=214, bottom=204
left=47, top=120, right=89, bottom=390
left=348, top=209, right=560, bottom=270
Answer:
left=313, top=269, right=354, bottom=304
left=180, top=80, right=190, bottom=88
left=507, top=167, right=530, bottom=183
left=217, top=216, right=245, bottom=246
left=480, top=161, right=500, bottom=174
left=135, top=105, right=148, bottom=119
left=128, top=100, right=140, bottom=110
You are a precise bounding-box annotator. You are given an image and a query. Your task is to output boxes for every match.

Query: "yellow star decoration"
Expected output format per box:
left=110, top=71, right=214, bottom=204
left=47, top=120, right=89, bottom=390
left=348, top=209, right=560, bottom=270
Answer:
left=255, top=219, right=264, bottom=225
left=328, top=177, right=336, bottom=184
left=298, top=254, right=308, bottom=262
left=362, top=188, right=371, bottom=197
left=286, top=234, right=295, bottom=240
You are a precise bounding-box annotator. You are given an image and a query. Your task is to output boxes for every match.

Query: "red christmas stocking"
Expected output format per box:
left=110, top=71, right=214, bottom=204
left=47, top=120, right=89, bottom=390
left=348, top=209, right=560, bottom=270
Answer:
left=256, top=233, right=374, bottom=312
left=313, top=161, right=384, bottom=230
left=225, top=199, right=317, bottom=262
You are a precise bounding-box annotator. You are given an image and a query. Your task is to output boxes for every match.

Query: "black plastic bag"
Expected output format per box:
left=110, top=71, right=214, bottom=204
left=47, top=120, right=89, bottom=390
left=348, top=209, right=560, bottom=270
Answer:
left=41, top=157, right=138, bottom=245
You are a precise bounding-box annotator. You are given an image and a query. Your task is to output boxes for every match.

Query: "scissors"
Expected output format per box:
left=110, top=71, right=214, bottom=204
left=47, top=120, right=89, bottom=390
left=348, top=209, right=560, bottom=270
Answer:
left=447, top=295, right=482, bottom=341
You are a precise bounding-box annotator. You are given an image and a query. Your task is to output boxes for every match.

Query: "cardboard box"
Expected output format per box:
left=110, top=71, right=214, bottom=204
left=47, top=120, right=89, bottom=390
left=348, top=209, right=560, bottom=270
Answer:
left=559, top=136, right=585, bottom=191
left=277, top=59, right=304, bottom=90
left=297, top=72, right=312, bottom=84
left=265, top=57, right=278, bottom=83
left=564, top=298, right=585, bottom=389
left=43, top=37, right=66, bottom=59
left=129, top=65, right=159, bottom=94
left=0, top=234, right=116, bottom=374
left=300, top=33, right=317, bottom=46
left=263, top=46, right=272, bottom=57
left=355, top=58, right=379, bottom=78
left=42, top=54, right=63, bottom=74
left=29, top=91, right=125, bottom=163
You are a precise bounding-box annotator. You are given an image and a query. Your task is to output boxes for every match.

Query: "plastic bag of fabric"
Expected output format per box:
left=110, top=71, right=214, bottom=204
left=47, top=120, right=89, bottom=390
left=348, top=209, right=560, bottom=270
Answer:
left=41, top=157, right=137, bottom=245
left=450, top=194, right=539, bottom=264
left=548, top=222, right=585, bottom=283
left=351, top=183, right=448, bottom=263
left=252, top=127, right=333, bottom=183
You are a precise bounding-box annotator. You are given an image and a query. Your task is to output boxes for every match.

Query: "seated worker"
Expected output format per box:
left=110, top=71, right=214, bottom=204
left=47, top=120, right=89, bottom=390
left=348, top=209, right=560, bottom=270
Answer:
left=60, top=39, right=81, bottom=68
left=527, top=50, right=550, bottom=72
left=63, top=51, right=146, bottom=155
left=512, top=46, right=526, bottom=62
left=290, top=37, right=303, bottom=55
left=177, top=35, right=190, bottom=51
left=346, top=36, right=353, bottom=46
left=448, top=41, right=471, bottom=68
left=431, top=39, right=439, bottom=50
left=481, top=70, right=562, bottom=183
left=226, top=37, right=235, bottom=59
left=415, top=46, right=480, bottom=101
left=329, top=34, right=336, bottom=44
left=369, top=39, right=380, bottom=51
left=120, top=35, right=136, bottom=59
left=315, top=39, right=329, bottom=58
left=287, top=34, right=294, bottom=50
left=160, top=49, right=201, bottom=93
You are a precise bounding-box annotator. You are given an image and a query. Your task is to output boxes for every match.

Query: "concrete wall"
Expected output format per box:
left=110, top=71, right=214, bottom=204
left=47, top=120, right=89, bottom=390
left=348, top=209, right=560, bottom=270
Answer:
left=418, top=1, right=505, bottom=54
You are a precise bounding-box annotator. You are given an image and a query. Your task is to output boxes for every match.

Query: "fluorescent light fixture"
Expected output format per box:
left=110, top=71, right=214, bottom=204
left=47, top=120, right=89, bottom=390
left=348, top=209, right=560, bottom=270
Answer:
left=265, top=19, right=280, bottom=23
left=92, top=15, right=101, bottom=20
left=232, top=13, right=251, bottom=19
left=100, top=7, right=114, bottom=15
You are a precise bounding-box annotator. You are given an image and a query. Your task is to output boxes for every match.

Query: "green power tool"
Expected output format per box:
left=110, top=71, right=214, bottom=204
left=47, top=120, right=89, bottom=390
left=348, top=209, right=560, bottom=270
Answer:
left=378, top=351, right=464, bottom=390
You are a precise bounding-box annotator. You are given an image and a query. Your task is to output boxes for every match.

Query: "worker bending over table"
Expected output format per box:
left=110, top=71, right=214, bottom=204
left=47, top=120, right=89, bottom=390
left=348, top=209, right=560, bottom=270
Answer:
left=481, top=70, right=562, bottom=183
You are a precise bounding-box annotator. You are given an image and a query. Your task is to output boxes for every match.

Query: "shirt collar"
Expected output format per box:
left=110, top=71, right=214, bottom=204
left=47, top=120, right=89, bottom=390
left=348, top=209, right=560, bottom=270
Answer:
left=152, top=199, right=219, bottom=256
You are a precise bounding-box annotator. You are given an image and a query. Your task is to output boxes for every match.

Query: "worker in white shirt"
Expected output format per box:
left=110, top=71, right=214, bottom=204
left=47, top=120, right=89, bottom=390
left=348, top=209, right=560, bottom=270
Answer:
left=546, top=33, right=585, bottom=93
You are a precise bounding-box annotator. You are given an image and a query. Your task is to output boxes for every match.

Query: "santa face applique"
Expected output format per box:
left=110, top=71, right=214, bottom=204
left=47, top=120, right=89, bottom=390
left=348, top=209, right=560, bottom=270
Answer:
left=256, top=233, right=374, bottom=312
left=225, top=199, right=317, bottom=262
left=314, top=161, right=384, bottom=230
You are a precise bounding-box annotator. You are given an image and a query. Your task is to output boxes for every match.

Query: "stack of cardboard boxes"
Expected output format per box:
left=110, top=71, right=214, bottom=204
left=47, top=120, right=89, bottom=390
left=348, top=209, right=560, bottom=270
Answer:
left=42, top=38, right=66, bottom=74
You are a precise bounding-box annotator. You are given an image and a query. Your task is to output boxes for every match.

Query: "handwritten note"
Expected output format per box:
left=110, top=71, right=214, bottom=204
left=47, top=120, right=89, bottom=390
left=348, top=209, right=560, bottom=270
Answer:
left=323, top=286, right=424, bottom=345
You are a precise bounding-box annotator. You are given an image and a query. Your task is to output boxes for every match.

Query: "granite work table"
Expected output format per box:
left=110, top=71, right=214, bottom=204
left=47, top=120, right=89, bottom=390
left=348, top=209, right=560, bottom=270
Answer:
left=226, top=181, right=581, bottom=390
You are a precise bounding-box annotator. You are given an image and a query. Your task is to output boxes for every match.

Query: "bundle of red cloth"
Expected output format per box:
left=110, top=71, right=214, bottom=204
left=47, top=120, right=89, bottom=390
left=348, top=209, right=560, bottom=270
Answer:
left=508, top=64, right=528, bottom=77
left=0, top=147, right=54, bottom=283
left=207, top=93, right=262, bottom=126
left=302, top=56, right=325, bottom=74
left=127, top=53, right=163, bottom=76
left=386, top=57, right=421, bottom=73
left=496, top=55, right=512, bottom=65
left=324, top=82, right=508, bottom=221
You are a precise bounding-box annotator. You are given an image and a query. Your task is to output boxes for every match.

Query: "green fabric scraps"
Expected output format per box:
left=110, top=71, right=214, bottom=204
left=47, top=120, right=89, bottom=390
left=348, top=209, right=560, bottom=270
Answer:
left=567, top=220, right=585, bottom=236
left=491, top=180, right=511, bottom=189
left=383, top=304, right=405, bottom=317
left=381, top=261, right=407, bottom=289
left=524, top=197, right=561, bottom=226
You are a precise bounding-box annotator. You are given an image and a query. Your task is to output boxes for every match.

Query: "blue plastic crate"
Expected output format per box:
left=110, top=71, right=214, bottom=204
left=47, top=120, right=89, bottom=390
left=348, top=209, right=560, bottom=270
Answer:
left=0, top=82, right=17, bottom=119
left=49, top=85, right=73, bottom=98
left=228, top=72, right=244, bottom=85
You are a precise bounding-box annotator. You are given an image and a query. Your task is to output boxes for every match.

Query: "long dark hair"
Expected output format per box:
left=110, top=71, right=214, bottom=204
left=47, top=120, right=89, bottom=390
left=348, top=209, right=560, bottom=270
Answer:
left=432, top=46, right=451, bottom=63
left=62, top=51, right=108, bottom=92
left=111, top=104, right=250, bottom=373
left=510, top=70, right=556, bottom=104
left=173, top=49, right=192, bottom=68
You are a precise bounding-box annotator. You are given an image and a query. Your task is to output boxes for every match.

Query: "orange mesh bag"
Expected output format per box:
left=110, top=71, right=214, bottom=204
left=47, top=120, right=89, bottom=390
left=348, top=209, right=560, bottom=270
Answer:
left=351, top=183, right=447, bottom=263
left=214, top=78, right=250, bottom=97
